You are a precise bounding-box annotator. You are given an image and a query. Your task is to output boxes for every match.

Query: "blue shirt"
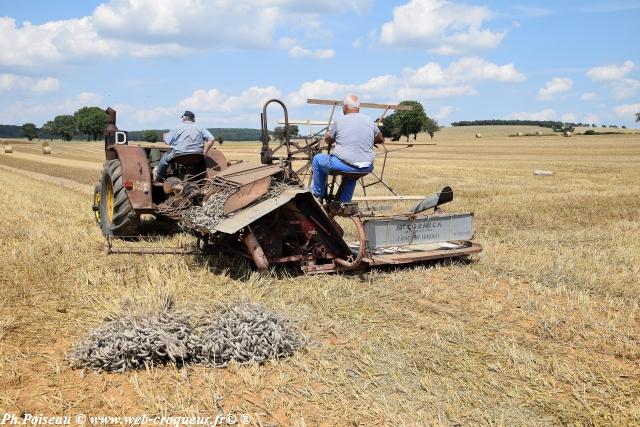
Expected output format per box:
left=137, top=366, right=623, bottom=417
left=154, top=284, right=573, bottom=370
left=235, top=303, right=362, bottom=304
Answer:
left=328, top=112, right=380, bottom=168
left=164, top=121, right=214, bottom=154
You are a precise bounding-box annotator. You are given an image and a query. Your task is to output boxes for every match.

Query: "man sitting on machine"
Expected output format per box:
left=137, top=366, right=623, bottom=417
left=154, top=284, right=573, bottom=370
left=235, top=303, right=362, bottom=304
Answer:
left=154, top=110, right=216, bottom=181
left=310, top=94, right=384, bottom=202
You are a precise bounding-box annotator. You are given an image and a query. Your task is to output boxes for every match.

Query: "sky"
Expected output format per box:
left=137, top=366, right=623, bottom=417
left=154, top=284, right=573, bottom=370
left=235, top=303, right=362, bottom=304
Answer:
left=0, top=0, right=638, bottom=130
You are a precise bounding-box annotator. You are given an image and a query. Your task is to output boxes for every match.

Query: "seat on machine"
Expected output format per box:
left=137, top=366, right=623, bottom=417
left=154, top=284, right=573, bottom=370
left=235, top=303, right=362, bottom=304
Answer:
left=328, top=170, right=370, bottom=203
left=168, top=153, right=206, bottom=180
left=170, top=153, right=205, bottom=167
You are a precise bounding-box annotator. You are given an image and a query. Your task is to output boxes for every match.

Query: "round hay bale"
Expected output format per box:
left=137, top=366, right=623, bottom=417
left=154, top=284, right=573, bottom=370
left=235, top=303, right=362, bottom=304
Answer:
left=536, top=131, right=542, bottom=136
left=563, top=131, right=573, bottom=137
left=3, top=145, right=13, bottom=153
left=42, top=145, right=52, bottom=155
left=475, top=133, right=482, bottom=138
left=534, top=170, right=554, bottom=176
left=517, top=132, right=524, bottom=137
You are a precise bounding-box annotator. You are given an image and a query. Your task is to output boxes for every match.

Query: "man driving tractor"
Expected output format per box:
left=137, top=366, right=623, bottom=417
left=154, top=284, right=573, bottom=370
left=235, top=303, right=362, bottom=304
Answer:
left=154, top=110, right=216, bottom=182
left=310, top=94, right=383, bottom=202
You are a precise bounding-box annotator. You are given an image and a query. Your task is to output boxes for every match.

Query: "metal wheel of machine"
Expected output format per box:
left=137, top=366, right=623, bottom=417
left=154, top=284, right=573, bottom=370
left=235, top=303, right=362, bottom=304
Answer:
left=99, top=160, right=140, bottom=237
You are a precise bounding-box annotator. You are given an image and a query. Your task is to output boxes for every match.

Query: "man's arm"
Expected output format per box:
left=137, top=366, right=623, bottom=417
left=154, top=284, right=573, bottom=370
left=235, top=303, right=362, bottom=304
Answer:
left=163, top=130, right=175, bottom=146
left=374, top=131, right=384, bottom=144
left=324, top=120, right=337, bottom=147
left=202, top=128, right=215, bottom=154
left=204, top=138, right=215, bottom=154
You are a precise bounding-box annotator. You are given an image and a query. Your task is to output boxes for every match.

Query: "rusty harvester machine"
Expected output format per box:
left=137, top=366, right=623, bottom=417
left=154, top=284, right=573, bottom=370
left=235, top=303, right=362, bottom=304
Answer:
left=93, top=100, right=481, bottom=273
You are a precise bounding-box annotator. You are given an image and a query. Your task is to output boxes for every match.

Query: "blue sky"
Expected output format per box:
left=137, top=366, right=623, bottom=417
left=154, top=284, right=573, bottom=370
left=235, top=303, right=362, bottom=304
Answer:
left=0, top=0, right=638, bottom=130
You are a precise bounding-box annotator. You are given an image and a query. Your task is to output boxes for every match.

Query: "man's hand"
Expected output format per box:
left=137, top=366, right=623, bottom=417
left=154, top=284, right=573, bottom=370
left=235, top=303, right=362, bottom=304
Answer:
left=324, top=131, right=335, bottom=147
left=374, top=132, right=384, bottom=145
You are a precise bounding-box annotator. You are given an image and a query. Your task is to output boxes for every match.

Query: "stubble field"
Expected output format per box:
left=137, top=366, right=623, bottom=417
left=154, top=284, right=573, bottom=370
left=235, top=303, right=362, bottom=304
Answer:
left=1, top=126, right=639, bottom=425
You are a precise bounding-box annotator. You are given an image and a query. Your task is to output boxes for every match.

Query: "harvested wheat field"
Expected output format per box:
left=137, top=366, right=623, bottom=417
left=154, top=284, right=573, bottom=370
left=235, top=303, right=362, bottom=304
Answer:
left=1, top=127, right=639, bottom=425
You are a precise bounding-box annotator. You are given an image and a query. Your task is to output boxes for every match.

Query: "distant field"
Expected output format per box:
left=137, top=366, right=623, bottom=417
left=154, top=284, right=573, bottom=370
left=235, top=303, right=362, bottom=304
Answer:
left=1, top=126, right=639, bottom=425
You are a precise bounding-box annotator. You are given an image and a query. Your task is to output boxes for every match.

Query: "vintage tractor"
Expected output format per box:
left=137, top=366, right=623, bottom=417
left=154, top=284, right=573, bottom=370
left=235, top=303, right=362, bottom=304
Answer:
left=93, top=101, right=481, bottom=273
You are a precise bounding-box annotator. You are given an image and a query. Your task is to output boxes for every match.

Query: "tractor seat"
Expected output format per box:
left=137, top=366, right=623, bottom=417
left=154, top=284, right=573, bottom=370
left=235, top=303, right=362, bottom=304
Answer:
left=169, top=153, right=205, bottom=167
left=168, top=153, right=205, bottom=181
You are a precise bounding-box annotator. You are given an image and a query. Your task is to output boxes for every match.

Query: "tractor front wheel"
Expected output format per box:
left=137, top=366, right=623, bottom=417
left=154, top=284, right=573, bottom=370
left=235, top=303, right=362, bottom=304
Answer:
left=99, top=160, right=140, bottom=237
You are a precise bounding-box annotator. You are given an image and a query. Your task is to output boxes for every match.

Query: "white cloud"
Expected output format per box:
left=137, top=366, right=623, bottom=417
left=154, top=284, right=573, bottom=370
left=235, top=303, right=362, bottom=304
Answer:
left=582, top=114, right=599, bottom=124
left=380, top=0, right=506, bottom=55
left=561, top=113, right=577, bottom=122
left=0, top=17, right=117, bottom=67
left=505, top=109, right=557, bottom=121
left=0, top=0, right=367, bottom=67
left=404, top=57, right=525, bottom=85
left=0, top=91, right=101, bottom=125
left=0, top=73, right=60, bottom=93
left=286, top=57, right=521, bottom=106
left=538, top=77, right=573, bottom=100
left=288, top=45, right=335, bottom=60
left=433, top=106, right=455, bottom=120
left=586, top=60, right=634, bottom=81
left=613, top=103, right=640, bottom=118
left=397, top=85, right=477, bottom=99
left=512, top=5, right=553, bottom=18
left=580, top=92, right=596, bottom=101
left=278, top=37, right=298, bottom=49
left=611, top=78, right=640, bottom=100
left=178, top=85, right=282, bottom=113
left=93, top=0, right=280, bottom=50
left=32, top=77, right=61, bottom=93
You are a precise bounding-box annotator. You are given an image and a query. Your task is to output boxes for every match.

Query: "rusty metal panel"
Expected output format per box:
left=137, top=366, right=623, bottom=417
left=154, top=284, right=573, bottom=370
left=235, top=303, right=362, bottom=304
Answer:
left=114, top=145, right=153, bottom=210
left=205, top=149, right=228, bottom=177
left=363, top=212, right=474, bottom=249
left=215, top=188, right=307, bottom=234
left=223, top=177, right=271, bottom=214
left=216, top=162, right=281, bottom=185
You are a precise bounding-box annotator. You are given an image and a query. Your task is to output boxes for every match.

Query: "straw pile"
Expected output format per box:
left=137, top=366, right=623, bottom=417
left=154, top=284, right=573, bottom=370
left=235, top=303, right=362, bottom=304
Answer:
left=67, top=300, right=304, bottom=372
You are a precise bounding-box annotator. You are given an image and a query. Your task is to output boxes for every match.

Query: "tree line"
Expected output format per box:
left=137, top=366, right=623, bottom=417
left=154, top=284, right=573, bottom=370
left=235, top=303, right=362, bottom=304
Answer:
left=9, top=106, right=267, bottom=142
left=128, top=128, right=264, bottom=143
left=451, top=119, right=628, bottom=129
left=19, top=107, right=108, bottom=141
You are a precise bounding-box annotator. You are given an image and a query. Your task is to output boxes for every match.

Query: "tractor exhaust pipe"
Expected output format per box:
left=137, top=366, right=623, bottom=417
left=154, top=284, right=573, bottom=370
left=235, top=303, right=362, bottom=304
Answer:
left=104, top=107, right=118, bottom=160
left=412, top=186, right=453, bottom=214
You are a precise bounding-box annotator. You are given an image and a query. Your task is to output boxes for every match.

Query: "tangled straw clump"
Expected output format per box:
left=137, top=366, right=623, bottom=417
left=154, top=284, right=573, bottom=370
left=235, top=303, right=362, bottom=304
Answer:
left=67, top=301, right=305, bottom=373
left=180, top=186, right=238, bottom=234
left=180, top=181, right=293, bottom=235
left=189, top=302, right=305, bottom=367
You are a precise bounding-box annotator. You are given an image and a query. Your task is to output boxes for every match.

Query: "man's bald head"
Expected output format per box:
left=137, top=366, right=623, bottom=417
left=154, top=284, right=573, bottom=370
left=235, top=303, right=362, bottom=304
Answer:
left=343, top=94, right=360, bottom=114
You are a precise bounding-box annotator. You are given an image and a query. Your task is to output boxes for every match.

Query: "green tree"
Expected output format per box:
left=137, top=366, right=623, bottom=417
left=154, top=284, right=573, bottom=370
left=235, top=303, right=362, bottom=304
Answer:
left=20, top=123, right=38, bottom=141
left=273, top=125, right=299, bottom=142
left=636, top=112, right=639, bottom=122
left=53, top=115, right=77, bottom=141
left=143, top=130, right=159, bottom=142
left=217, top=135, right=225, bottom=145
left=41, top=120, right=55, bottom=141
left=74, top=107, right=107, bottom=141
left=422, top=116, right=440, bottom=139
left=394, top=100, right=428, bottom=141
left=378, top=113, right=401, bottom=141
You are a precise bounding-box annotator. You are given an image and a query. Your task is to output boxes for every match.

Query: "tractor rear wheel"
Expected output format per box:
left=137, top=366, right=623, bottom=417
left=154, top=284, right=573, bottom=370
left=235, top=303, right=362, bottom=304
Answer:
left=99, top=160, right=139, bottom=237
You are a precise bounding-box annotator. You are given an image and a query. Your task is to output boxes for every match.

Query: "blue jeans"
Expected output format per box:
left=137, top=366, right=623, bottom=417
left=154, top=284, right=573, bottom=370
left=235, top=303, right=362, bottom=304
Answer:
left=156, top=150, right=174, bottom=180
left=311, top=154, right=373, bottom=202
